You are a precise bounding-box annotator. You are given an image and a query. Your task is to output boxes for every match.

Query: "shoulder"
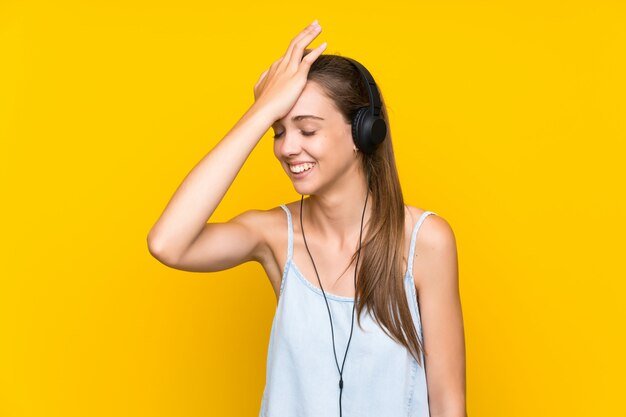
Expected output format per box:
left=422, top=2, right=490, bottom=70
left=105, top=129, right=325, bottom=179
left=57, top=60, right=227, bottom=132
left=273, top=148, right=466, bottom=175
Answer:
left=404, top=205, right=458, bottom=289
left=404, top=205, right=455, bottom=245
left=230, top=202, right=298, bottom=242
left=227, top=204, right=289, bottom=263
left=229, top=204, right=285, bottom=230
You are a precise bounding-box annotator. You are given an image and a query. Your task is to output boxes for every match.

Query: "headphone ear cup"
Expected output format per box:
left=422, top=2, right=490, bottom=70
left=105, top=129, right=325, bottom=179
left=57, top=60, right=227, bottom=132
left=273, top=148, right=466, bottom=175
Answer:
left=368, top=116, right=387, bottom=151
left=351, top=107, right=370, bottom=153
left=352, top=107, right=387, bottom=155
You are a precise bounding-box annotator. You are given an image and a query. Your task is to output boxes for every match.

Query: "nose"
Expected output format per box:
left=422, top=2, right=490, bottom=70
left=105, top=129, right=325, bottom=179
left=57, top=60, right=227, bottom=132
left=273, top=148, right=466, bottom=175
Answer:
left=277, top=130, right=303, bottom=158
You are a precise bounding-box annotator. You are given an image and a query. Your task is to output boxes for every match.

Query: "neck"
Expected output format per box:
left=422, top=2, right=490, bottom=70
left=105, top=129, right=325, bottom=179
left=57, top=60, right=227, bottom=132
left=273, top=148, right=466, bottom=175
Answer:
left=301, top=172, right=372, bottom=251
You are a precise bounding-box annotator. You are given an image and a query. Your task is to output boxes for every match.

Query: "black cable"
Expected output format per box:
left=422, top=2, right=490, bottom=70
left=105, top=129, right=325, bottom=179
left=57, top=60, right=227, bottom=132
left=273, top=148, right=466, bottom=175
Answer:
left=299, top=172, right=370, bottom=417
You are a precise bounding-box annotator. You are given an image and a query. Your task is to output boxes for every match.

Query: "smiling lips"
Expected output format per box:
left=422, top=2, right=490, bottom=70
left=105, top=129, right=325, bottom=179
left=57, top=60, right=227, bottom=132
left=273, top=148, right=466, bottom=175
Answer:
left=289, top=162, right=316, bottom=173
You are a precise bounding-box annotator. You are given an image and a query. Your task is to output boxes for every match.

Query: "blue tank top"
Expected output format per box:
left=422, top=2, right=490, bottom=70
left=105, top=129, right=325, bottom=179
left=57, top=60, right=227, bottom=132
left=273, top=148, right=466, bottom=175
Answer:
left=259, top=204, right=438, bottom=417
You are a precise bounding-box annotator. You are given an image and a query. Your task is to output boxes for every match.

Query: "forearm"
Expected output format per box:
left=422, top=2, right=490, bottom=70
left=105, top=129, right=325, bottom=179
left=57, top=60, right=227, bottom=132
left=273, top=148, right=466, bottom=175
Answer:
left=147, top=102, right=275, bottom=261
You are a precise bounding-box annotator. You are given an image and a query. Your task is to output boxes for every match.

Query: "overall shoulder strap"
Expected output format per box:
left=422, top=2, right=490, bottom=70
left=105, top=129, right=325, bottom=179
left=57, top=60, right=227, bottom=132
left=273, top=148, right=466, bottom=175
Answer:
left=407, top=210, right=438, bottom=276
left=279, top=204, right=294, bottom=263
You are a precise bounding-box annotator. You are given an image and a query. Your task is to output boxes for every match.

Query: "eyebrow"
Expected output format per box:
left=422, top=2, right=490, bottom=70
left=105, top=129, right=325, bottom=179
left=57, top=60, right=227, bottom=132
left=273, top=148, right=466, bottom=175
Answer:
left=292, top=115, right=324, bottom=121
left=273, top=115, right=325, bottom=127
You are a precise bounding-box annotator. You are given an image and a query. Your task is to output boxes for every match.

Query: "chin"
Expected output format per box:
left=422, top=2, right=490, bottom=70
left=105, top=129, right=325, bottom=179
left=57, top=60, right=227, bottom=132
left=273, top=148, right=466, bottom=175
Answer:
left=291, top=176, right=326, bottom=195
left=292, top=183, right=316, bottom=196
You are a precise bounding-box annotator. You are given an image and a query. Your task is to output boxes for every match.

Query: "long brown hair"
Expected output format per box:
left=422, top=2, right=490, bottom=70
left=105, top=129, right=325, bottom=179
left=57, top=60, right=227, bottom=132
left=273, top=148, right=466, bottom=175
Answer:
left=305, top=53, right=425, bottom=366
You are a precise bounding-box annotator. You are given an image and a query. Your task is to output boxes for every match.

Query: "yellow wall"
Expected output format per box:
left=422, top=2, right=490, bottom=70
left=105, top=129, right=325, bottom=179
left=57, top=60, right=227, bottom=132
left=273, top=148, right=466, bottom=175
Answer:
left=1, top=1, right=624, bottom=416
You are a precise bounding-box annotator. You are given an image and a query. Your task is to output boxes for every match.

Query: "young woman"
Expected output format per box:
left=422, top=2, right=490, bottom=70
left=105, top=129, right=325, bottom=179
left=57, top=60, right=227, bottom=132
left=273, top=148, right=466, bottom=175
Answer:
left=148, top=19, right=466, bottom=417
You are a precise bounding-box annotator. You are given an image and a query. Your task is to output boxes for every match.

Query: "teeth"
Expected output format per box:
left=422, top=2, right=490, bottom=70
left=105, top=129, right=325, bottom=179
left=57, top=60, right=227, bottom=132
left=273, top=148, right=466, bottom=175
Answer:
left=289, top=162, right=315, bottom=173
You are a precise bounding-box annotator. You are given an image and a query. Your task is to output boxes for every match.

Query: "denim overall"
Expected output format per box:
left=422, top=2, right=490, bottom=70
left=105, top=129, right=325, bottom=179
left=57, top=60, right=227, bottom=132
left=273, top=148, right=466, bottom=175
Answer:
left=259, top=204, right=438, bottom=417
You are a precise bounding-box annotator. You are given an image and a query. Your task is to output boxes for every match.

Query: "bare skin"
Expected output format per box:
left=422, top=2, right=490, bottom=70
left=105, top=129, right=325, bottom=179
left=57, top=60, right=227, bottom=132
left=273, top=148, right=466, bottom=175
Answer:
left=240, top=200, right=428, bottom=300
left=147, top=19, right=466, bottom=417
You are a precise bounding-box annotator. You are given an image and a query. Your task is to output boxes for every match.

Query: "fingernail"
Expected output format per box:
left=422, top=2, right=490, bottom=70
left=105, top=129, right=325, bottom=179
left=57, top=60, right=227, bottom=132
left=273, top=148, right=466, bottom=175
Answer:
left=312, top=19, right=319, bottom=26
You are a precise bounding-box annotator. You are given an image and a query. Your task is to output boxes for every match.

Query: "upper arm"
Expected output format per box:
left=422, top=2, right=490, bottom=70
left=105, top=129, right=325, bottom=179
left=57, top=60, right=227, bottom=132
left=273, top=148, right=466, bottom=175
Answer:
left=153, top=209, right=271, bottom=273
left=413, top=214, right=467, bottom=415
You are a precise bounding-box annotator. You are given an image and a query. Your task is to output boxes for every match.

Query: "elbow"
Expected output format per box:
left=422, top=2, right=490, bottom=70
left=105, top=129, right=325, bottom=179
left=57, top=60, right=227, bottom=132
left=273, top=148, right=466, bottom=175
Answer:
left=431, top=409, right=467, bottom=417
left=430, top=400, right=467, bottom=417
left=147, top=234, right=179, bottom=267
left=429, top=388, right=467, bottom=417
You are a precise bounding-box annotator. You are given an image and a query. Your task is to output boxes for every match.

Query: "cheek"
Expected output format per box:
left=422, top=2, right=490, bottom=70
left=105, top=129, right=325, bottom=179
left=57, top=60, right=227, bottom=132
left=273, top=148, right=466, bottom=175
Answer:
left=272, top=140, right=285, bottom=161
left=330, top=128, right=356, bottom=157
left=319, top=135, right=353, bottom=168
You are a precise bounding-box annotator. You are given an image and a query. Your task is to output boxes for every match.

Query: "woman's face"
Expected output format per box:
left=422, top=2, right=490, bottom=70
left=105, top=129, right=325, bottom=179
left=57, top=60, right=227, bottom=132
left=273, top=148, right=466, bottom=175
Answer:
left=272, top=81, right=357, bottom=195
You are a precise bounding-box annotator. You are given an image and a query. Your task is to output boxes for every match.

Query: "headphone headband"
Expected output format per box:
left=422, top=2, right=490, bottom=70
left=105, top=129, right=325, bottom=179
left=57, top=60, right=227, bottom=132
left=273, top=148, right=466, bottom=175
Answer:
left=342, top=57, right=383, bottom=118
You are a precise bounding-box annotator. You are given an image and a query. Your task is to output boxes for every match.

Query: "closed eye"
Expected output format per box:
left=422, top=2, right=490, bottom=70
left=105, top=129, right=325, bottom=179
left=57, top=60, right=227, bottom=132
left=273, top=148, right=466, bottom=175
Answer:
left=273, top=130, right=317, bottom=139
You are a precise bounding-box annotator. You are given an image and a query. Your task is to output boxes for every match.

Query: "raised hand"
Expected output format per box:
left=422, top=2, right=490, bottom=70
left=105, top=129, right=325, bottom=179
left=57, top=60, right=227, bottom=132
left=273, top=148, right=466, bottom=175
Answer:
left=253, top=20, right=327, bottom=122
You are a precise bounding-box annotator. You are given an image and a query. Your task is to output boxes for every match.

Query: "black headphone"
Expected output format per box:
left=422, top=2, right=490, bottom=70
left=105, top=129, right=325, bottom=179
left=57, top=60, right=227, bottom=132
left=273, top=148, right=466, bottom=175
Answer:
left=343, top=57, right=388, bottom=155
